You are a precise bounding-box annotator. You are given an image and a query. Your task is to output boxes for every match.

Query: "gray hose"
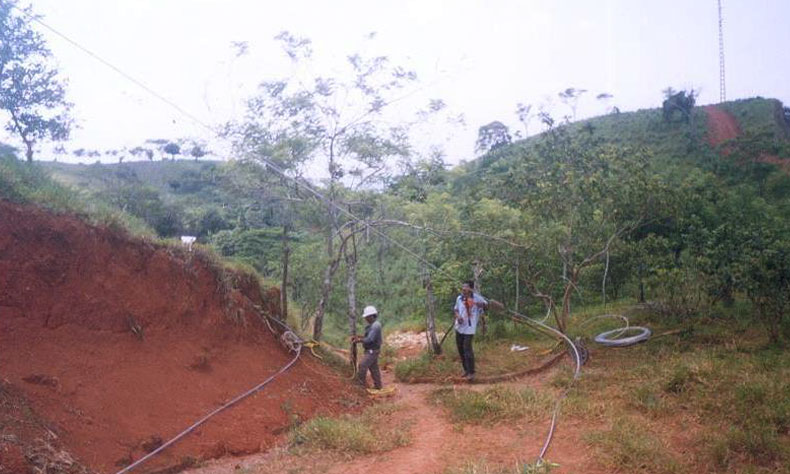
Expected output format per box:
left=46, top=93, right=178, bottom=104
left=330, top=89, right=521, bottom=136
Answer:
left=115, top=337, right=302, bottom=474
left=594, top=326, right=652, bottom=347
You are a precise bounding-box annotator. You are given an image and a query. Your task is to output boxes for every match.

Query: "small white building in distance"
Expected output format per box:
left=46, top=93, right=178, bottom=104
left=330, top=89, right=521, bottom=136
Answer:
left=180, top=236, right=197, bottom=251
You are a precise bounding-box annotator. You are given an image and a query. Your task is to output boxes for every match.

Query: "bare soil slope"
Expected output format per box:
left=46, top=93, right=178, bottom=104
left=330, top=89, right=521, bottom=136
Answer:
left=0, top=200, right=359, bottom=473
left=704, top=105, right=741, bottom=146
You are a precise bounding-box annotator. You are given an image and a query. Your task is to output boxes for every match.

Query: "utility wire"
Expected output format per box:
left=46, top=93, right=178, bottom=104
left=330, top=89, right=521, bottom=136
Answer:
left=14, top=6, right=581, bottom=463
left=11, top=3, right=212, bottom=131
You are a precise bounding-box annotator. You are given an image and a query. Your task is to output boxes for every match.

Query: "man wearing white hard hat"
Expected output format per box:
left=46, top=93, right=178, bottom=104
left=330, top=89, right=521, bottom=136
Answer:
left=351, top=305, right=383, bottom=390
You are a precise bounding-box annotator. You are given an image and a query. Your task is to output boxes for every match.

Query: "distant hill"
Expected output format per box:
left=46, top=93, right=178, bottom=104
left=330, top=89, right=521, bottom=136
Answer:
left=467, top=97, right=789, bottom=181
left=32, top=98, right=790, bottom=212
left=40, top=159, right=225, bottom=203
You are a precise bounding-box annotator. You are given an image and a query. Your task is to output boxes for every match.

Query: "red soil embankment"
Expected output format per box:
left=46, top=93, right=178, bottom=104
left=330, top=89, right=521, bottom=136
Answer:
left=704, top=105, right=741, bottom=146
left=704, top=104, right=790, bottom=171
left=0, top=200, right=360, bottom=473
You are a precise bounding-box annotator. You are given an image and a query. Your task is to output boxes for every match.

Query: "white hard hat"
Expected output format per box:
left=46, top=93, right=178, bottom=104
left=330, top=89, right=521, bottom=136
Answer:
left=362, top=305, right=378, bottom=318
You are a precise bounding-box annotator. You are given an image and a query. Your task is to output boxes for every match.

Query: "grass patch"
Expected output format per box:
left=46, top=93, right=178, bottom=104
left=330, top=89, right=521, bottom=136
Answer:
left=711, top=425, right=787, bottom=470
left=429, top=386, right=552, bottom=425
left=289, top=403, right=411, bottom=455
left=0, top=154, right=81, bottom=212
left=629, top=384, right=665, bottom=416
left=584, top=418, right=682, bottom=473
left=394, top=336, right=557, bottom=382
left=707, top=378, right=790, bottom=470
left=662, top=364, right=704, bottom=394
left=444, top=459, right=558, bottom=474
left=394, top=350, right=456, bottom=382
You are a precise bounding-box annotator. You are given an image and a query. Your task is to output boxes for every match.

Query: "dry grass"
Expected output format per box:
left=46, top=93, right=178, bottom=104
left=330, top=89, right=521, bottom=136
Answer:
left=429, top=385, right=553, bottom=425
left=583, top=417, right=682, bottom=473
left=289, top=402, right=412, bottom=455
left=394, top=331, right=557, bottom=383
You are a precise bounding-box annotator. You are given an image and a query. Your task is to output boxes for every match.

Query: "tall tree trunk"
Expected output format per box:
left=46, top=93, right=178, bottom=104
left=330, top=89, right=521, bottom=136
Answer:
left=602, top=249, right=610, bottom=308
left=558, top=268, right=580, bottom=334
left=313, top=223, right=335, bottom=341
left=638, top=263, right=646, bottom=303
left=346, top=228, right=359, bottom=369
left=514, top=258, right=520, bottom=312
left=280, top=223, right=290, bottom=321
left=422, top=262, right=441, bottom=354
left=313, top=255, right=333, bottom=341
left=313, top=138, right=340, bottom=341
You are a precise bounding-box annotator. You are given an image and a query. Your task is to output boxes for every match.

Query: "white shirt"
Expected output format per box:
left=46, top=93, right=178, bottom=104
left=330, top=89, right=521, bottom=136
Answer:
left=453, top=292, right=487, bottom=335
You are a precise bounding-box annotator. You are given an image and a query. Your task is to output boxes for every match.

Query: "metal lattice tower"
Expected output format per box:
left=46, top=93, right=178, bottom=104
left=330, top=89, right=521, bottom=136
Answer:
left=718, top=0, right=726, bottom=103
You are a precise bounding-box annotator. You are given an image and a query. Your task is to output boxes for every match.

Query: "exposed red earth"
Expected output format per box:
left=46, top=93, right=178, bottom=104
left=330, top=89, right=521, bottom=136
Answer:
left=0, top=200, right=362, bottom=473
left=704, top=104, right=790, bottom=171
left=703, top=105, right=741, bottom=146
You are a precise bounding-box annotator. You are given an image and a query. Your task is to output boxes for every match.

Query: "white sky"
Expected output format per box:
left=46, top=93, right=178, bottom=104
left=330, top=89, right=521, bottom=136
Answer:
left=4, top=0, right=790, bottom=168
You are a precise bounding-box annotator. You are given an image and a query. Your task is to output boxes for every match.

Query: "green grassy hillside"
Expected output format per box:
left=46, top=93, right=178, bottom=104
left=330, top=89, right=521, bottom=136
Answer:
left=468, top=97, right=788, bottom=181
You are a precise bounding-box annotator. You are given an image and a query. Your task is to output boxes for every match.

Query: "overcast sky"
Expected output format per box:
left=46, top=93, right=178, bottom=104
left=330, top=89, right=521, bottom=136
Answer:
left=3, top=0, right=790, bottom=168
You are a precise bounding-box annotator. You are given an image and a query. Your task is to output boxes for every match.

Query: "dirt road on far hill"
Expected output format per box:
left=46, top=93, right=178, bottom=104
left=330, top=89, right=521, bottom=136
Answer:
left=704, top=105, right=741, bottom=146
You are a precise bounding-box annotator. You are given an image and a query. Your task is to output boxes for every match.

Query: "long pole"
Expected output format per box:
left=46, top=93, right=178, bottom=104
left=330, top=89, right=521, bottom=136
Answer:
left=718, top=0, right=726, bottom=103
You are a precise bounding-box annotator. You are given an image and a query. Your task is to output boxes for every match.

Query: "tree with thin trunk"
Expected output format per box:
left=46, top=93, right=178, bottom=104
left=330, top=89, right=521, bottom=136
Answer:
left=0, top=1, right=72, bottom=162
left=421, top=261, right=441, bottom=354
left=280, top=223, right=291, bottom=321
left=226, top=31, right=447, bottom=341
left=345, top=223, right=359, bottom=367
left=558, top=87, right=587, bottom=122
left=510, top=119, right=669, bottom=332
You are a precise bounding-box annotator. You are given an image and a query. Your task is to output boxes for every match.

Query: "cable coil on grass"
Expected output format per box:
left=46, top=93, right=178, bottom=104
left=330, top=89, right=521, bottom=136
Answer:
left=594, top=326, right=652, bottom=347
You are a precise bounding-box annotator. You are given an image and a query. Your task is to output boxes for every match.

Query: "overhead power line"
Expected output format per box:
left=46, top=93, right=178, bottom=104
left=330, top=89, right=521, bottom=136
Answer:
left=12, top=5, right=582, bottom=464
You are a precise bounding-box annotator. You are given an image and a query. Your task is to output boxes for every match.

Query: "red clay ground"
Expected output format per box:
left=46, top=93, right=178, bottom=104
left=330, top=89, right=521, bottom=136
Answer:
left=705, top=104, right=790, bottom=171
left=189, top=350, right=607, bottom=474
left=704, top=105, right=741, bottom=147
left=0, top=200, right=363, bottom=473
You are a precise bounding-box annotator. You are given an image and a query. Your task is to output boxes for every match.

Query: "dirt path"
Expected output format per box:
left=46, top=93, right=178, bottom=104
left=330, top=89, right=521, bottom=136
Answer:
left=325, top=377, right=450, bottom=474
left=704, top=105, right=741, bottom=146
left=188, top=360, right=605, bottom=474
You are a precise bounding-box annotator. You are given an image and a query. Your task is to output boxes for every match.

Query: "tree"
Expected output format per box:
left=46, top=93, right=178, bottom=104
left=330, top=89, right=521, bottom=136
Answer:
left=558, top=87, right=587, bottom=121
left=0, top=1, right=72, bottom=162
left=504, top=122, right=670, bottom=332
left=475, top=121, right=511, bottom=155
left=515, top=103, right=533, bottom=137
left=390, top=150, right=448, bottom=203
left=225, top=31, right=445, bottom=341
left=662, top=89, right=697, bottom=123
left=190, top=144, right=207, bottom=161
left=163, top=142, right=180, bottom=160
left=596, top=92, right=615, bottom=114
left=687, top=186, right=790, bottom=343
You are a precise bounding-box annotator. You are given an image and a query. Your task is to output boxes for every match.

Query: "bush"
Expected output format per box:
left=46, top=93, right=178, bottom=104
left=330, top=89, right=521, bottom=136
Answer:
left=645, top=265, right=712, bottom=319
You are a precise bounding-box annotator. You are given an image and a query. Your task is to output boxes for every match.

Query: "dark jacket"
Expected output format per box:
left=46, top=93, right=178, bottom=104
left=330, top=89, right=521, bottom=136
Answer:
left=361, top=320, right=382, bottom=351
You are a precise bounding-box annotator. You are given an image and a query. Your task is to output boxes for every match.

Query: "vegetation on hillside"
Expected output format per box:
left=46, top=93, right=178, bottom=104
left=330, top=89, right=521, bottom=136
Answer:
left=8, top=96, right=785, bottom=348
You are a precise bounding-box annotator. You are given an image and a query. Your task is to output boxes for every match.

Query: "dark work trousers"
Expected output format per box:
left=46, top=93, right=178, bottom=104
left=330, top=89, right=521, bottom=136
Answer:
left=356, top=349, right=382, bottom=389
left=455, top=332, right=475, bottom=375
